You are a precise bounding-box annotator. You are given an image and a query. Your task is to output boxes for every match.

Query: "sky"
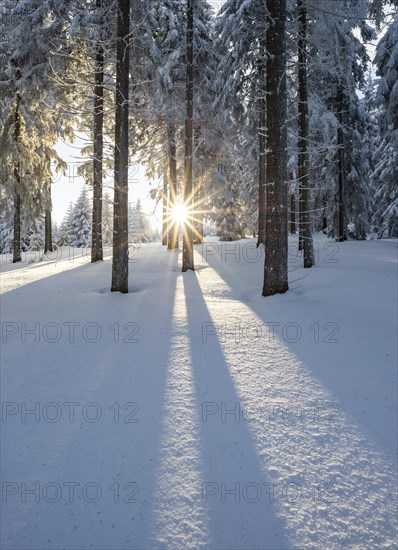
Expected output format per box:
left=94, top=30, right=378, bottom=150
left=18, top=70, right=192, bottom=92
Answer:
left=52, top=138, right=163, bottom=230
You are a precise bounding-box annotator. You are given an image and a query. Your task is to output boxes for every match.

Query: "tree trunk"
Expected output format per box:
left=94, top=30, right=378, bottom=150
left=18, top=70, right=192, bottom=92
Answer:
left=193, top=182, right=204, bottom=244
left=322, top=194, right=328, bottom=232
left=337, top=85, right=346, bottom=242
left=290, top=193, right=296, bottom=234
left=262, top=0, right=289, bottom=296
left=167, top=121, right=178, bottom=249
left=257, top=37, right=266, bottom=247
left=111, top=0, right=130, bottom=293
left=44, top=182, right=53, bottom=253
left=91, top=0, right=104, bottom=263
left=182, top=0, right=194, bottom=272
left=162, top=165, right=168, bottom=246
left=13, top=192, right=21, bottom=263
left=298, top=0, right=314, bottom=267
left=298, top=68, right=304, bottom=262
left=13, top=90, right=22, bottom=263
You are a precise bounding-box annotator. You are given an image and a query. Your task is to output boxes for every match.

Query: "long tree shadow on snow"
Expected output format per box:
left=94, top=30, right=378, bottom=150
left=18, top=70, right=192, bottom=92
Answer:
left=194, top=240, right=397, bottom=458
left=182, top=272, right=289, bottom=550
left=192, top=244, right=397, bottom=548
left=1, top=250, right=180, bottom=550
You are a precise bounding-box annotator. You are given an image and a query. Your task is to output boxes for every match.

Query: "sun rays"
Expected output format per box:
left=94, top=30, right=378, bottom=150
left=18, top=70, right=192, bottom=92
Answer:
left=162, top=189, right=211, bottom=246
left=171, top=202, right=188, bottom=225
left=162, top=152, right=228, bottom=247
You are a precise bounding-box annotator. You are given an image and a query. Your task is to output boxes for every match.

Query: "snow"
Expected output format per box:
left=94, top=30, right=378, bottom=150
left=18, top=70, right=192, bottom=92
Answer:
left=1, top=236, right=397, bottom=549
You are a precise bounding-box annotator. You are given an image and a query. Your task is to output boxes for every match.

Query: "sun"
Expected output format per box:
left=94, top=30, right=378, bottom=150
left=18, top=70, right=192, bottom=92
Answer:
left=171, top=202, right=188, bottom=225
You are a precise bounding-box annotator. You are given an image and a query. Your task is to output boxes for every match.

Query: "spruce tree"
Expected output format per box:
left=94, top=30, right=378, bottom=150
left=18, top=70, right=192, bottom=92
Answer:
left=297, top=0, right=314, bottom=266
left=69, top=189, right=91, bottom=248
left=182, top=0, right=195, bottom=272
left=262, top=0, right=289, bottom=297
left=372, top=12, right=398, bottom=237
left=111, top=0, right=130, bottom=293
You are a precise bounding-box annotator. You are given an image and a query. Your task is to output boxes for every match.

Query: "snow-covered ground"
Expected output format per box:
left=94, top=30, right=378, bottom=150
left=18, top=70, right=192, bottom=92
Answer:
left=1, top=236, right=397, bottom=549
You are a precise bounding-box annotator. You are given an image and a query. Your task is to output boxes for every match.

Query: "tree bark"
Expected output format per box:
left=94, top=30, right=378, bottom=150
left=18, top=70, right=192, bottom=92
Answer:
left=257, top=37, right=266, bottom=247
left=162, top=165, right=168, bottom=246
left=337, top=85, right=346, bottom=242
left=298, top=0, right=314, bottom=267
left=166, top=120, right=178, bottom=249
left=44, top=181, right=53, bottom=253
left=182, top=0, right=194, bottom=272
left=91, top=0, right=104, bottom=262
left=193, top=178, right=204, bottom=244
left=262, top=0, right=289, bottom=296
left=111, top=0, right=130, bottom=293
left=13, top=192, right=21, bottom=263
left=13, top=90, right=22, bottom=263
left=290, top=193, right=296, bottom=234
left=322, top=194, right=328, bottom=232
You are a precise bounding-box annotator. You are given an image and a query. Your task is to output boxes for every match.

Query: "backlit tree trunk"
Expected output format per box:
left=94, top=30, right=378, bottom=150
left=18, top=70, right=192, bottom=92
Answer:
left=44, top=181, right=53, bottom=253
left=91, top=0, right=104, bottom=263
left=13, top=90, right=22, bottom=264
left=162, top=165, right=168, bottom=246
left=290, top=193, right=296, bottom=234
left=167, top=120, right=179, bottom=249
left=257, top=37, right=266, bottom=247
left=337, top=84, right=347, bottom=242
left=298, top=0, right=314, bottom=267
left=262, top=0, right=288, bottom=296
left=111, top=0, right=130, bottom=293
left=182, top=0, right=194, bottom=272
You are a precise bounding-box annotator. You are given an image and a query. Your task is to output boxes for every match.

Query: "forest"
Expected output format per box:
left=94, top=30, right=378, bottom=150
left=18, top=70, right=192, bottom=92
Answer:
left=1, top=2, right=397, bottom=548
left=0, top=0, right=397, bottom=295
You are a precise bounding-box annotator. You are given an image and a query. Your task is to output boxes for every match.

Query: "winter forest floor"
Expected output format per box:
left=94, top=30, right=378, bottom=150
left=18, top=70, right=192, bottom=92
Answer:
left=1, top=235, right=397, bottom=550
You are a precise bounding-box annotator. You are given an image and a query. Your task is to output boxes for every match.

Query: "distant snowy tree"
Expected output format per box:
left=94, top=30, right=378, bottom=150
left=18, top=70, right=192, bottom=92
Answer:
left=52, top=221, right=59, bottom=246
left=102, top=193, right=113, bottom=246
left=57, top=226, right=69, bottom=247
left=57, top=202, right=74, bottom=246
left=128, top=200, right=157, bottom=243
left=372, top=13, right=398, bottom=237
left=216, top=179, right=243, bottom=241
left=128, top=202, right=142, bottom=243
left=28, top=219, right=44, bottom=251
left=68, top=189, right=91, bottom=248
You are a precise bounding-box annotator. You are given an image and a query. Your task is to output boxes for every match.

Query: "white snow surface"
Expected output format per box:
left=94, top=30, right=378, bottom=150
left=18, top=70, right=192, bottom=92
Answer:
left=1, top=236, right=397, bottom=550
